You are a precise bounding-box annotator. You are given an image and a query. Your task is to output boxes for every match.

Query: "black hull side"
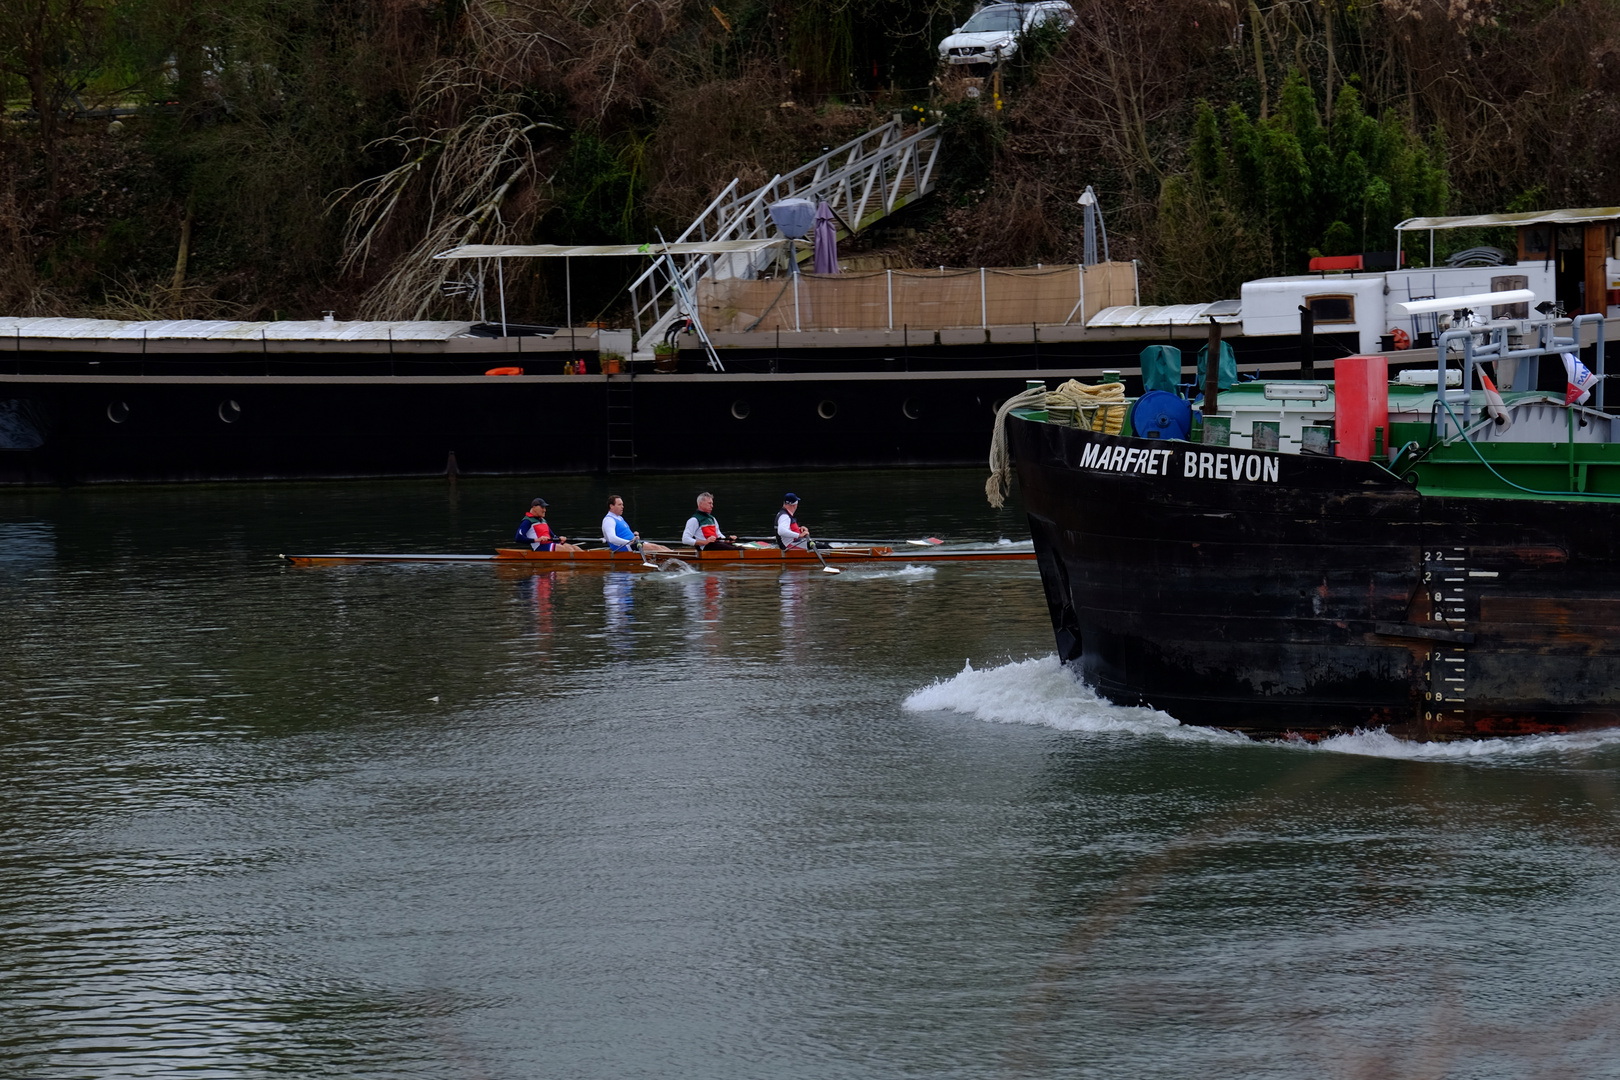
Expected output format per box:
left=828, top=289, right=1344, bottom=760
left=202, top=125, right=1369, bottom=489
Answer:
left=1008, top=417, right=1620, bottom=740
left=0, top=326, right=1362, bottom=485
left=1, top=370, right=1071, bottom=484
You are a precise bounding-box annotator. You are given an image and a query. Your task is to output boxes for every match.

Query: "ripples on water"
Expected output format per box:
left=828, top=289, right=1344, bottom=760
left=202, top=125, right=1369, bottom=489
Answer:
left=3, top=475, right=1620, bottom=1079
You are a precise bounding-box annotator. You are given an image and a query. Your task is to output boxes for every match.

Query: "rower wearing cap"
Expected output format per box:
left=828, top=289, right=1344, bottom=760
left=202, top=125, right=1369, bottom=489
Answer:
left=775, top=493, right=810, bottom=549
left=516, top=498, right=582, bottom=552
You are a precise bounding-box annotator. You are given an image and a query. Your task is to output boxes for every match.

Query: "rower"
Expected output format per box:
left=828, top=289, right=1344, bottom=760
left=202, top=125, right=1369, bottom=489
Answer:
left=775, top=493, right=810, bottom=549
left=682, top=492, right=737, bottom=551
left=602, top=496, right=669, bottom=554
left=515, top=498, right=581, bottom=552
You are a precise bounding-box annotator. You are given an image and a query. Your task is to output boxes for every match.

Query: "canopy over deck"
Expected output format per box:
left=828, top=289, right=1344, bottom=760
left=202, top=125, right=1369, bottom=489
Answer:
left=433, top=239, right=788, bottom=260
left=0, top=317, right=475, bottom=341
left=1396, top=207, right=1620, bottom=231
left=432, top=238, right=790, bottom=362
left=1087, top=300, right=1241, bottom=328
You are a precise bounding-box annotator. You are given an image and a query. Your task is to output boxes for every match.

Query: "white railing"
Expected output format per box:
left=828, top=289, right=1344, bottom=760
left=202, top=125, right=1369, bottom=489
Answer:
left=630, top=117, right=943, bottom=346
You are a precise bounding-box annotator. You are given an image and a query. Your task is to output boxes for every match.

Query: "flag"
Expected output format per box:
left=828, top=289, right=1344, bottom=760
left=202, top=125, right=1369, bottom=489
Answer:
left=1561, top=351, right=1599, bottom=405
left=1480, top=371, right=1512, bottom=430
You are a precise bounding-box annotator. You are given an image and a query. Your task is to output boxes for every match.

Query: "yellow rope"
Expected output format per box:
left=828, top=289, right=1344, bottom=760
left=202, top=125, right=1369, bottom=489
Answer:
left=1047, top=379, right=1126, bottom=435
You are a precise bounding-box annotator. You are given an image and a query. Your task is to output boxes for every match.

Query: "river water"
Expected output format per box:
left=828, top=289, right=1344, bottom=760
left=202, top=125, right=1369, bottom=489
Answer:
left=3, top=470, right=1620, bottom=1079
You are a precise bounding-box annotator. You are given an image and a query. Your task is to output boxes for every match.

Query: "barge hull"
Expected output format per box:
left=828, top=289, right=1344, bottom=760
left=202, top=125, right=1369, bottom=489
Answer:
left=0, top=325, right=1354, bottom=484
left=1009, top=417, right=1620, bottom=740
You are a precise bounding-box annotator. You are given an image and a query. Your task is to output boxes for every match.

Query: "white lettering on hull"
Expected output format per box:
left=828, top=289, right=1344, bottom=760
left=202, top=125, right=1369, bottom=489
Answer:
left=1077, top=440, right=1283, bottom=483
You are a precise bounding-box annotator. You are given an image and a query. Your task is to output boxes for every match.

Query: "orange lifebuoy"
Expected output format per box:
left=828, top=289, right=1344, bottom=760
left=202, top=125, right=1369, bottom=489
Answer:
left=484, top=366, right=524, bottom=376
left=1387, top=328, right=1411, bottom=351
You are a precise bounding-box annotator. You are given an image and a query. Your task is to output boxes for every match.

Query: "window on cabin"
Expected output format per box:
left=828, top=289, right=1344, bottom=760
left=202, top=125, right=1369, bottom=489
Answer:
left=1305, top=295, right=1355, bottom=324
left=1520, top=226, right=1550, bottom=261
left=1491, top=275, right=1529, bottom=320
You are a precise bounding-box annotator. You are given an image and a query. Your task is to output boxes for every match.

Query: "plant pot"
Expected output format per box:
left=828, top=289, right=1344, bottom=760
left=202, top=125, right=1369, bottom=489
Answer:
left=602, top=357, right=621, bottom=375
left=653, top=352, right=678, bottom=373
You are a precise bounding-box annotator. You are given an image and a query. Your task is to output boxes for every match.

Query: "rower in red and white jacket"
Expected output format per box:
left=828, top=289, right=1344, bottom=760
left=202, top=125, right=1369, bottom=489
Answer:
left=774, top=493, right=810, bottom=549
left=515, top=498, right=581, bottom=552
left=681, top=492, right=737, bottom=551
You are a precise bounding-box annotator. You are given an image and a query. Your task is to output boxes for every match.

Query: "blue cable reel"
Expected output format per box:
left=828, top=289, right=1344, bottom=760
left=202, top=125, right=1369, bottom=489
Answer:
left=1128, top=390, right=1193, bottom=441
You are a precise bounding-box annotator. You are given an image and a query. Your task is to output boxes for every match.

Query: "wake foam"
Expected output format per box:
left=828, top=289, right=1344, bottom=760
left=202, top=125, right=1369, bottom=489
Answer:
left=904, top=656, right=1620, bottom=762
left=842, top=564, right=936, bottom=581
left=903, top=655, right=1240, bottom=743
left=1300, top=725, right=1620, bottom=762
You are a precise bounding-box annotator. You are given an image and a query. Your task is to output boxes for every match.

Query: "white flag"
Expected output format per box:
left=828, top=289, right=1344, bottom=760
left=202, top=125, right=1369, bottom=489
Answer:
left=1561, top=351, right=1599, bottom=405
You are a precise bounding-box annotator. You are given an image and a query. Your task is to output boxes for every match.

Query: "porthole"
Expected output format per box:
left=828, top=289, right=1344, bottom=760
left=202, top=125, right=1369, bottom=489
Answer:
left=731, top=399, right=752, bottom=420
left=107, top=401, right=130, bottom=424
left=218, top=399, right=241, bottom=424
left=817, top=399, right=838, bottom=420
left=902, top=398, right=922, bottom=420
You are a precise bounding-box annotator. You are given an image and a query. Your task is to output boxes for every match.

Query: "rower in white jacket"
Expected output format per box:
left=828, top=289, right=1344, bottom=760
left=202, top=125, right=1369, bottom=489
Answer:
left=774, top=493, right=810, bottom=548
left=681, top=492, right=737, bottom=550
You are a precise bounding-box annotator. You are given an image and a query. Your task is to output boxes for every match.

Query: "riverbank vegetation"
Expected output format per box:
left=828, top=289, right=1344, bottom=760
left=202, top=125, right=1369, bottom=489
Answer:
left=3, top=0, right=1618, bottom=321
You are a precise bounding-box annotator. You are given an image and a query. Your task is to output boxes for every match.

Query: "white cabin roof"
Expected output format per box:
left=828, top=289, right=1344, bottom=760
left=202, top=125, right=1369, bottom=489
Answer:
left=0, top=318, right=478, bottom=341
left=1087, top=300, right=1240, bottom=328
left=1397, top=207, right=1620, bottom=231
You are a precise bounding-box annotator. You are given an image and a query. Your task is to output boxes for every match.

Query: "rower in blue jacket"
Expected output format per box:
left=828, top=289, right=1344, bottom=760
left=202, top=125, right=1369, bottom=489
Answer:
left=601, top=496, right=668, bottom=553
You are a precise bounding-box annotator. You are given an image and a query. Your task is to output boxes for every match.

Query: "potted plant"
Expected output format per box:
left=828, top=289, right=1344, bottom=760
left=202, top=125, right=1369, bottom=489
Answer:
left=599, top=350, right=624, bottom=375
left=652, top=341, right=678, bottom=373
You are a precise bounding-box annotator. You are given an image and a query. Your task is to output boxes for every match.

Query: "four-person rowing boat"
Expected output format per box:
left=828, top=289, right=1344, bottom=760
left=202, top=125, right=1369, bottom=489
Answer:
left=281, top=543, right=1033, bottom=568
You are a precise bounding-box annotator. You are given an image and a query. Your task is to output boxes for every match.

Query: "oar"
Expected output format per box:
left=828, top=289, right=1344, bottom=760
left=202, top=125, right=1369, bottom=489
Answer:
left=632, top=539, right=659, bottom=569
left=807, top=539, right=841, bottom=575
left=737, top=536, right=943, bottom=547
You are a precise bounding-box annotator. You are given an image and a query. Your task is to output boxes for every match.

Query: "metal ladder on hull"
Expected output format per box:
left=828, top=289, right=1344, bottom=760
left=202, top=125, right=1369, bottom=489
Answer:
left=606, top=373, right=635, bottom=473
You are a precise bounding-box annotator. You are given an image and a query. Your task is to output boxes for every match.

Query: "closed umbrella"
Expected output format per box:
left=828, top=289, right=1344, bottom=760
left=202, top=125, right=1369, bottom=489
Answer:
left=812, top=200, right=840, bottom=274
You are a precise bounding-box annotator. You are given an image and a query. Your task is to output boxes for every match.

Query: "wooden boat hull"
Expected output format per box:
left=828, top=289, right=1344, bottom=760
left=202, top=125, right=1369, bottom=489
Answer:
left=1008, top=415, right=1620, bottom=741
left=282, top=545, right=1033, bottom=567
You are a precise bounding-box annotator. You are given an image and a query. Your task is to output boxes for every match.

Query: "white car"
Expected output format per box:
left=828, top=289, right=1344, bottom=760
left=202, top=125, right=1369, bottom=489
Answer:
left=937, top=1, right=1075, bottom=68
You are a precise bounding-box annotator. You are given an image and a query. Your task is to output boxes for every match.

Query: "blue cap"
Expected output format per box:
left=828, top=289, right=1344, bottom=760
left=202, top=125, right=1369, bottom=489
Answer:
left=783, top=492, right=799, bottom=503
left=531, top=497, right=548, bottom=507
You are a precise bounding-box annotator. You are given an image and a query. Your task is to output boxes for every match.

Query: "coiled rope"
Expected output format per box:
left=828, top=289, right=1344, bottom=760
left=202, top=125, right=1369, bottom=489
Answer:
left=986, top=379, right=1128, bottom=508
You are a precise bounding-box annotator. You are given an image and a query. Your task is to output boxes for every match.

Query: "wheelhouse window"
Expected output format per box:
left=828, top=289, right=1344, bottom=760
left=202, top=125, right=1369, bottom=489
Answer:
left=1305, top=294, right=1355, bottom=324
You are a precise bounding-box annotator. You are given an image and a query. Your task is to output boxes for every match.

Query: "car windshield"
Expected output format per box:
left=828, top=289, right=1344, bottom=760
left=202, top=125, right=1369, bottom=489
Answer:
left=960, top=6, right=1023, bottom=33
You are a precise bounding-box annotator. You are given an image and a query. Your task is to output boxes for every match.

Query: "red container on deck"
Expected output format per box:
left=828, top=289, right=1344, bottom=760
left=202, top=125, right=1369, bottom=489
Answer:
left=1334, top=354, right=1389, bottom=461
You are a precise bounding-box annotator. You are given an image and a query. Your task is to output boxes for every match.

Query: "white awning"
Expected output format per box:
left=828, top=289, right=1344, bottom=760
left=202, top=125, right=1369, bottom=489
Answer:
left=433, top=239, right=789, bottom=260
left=1087, top=300, right=1241, bottom=328
left=1396, top=207, right=1620, bottom=231
left=1390, top=290, right=1536, bottom=318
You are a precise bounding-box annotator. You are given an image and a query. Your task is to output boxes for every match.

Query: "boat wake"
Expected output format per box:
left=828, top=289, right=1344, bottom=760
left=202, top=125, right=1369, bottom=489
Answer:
left=840, top=564, right=937, bottom=581
left=1296, top=725, right=1620, bottom=762
left=905, top=655, right=1620, bottom=761
left=903, top=656, right=1241, bottom=744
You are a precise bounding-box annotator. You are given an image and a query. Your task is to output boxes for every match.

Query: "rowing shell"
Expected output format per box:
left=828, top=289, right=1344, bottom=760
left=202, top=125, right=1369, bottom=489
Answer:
left=281, top=545, right=1034, bottom=568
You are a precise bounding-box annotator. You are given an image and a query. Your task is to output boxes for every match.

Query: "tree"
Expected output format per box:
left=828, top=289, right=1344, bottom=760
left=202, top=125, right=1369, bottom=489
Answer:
left=0, top=0, right=117, bottom=209
left=1154, top=75, right=1448, bottom=300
